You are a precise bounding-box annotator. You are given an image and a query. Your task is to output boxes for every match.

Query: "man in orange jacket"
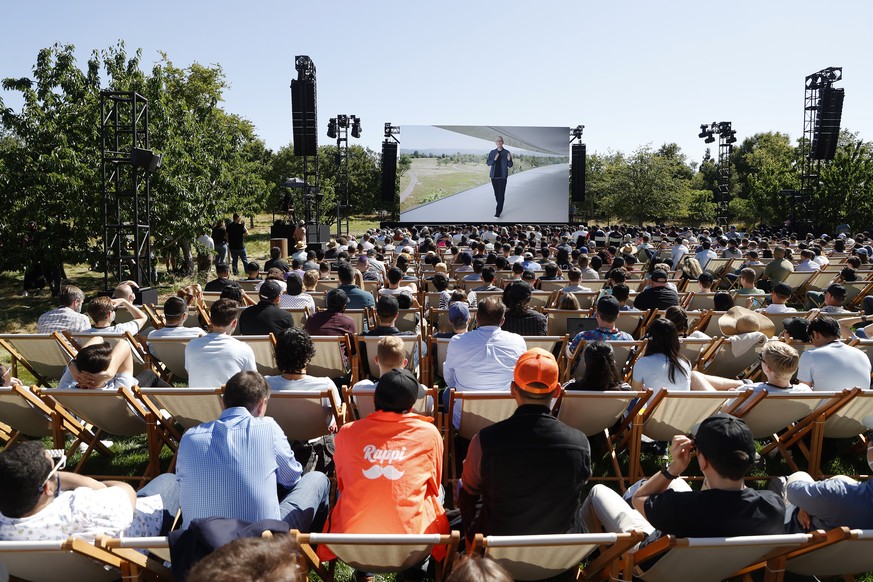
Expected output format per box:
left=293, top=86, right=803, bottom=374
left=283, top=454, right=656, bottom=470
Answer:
left=318, top=368, right=448, bottom=576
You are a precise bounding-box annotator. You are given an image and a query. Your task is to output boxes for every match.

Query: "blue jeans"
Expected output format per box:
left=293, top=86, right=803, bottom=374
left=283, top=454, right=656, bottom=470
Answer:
left=278, top=471, right=330, bottom=532
left=138, top=473, right=181, bottom=534
left=215, top=243, right=228, bottom=267
left=230, top=247, right=248, bottom=276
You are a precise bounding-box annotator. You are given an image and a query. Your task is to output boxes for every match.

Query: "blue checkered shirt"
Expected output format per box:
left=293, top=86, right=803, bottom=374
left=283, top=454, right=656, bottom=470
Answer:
left=176, top=407, right=302, bottom=524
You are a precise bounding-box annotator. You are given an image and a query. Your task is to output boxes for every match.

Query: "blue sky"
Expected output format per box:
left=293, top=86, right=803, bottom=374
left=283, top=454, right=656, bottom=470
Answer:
left=3, top=1, right=872, bottom=166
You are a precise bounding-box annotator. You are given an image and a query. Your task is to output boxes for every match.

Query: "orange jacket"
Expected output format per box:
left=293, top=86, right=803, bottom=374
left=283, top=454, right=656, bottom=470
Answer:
left=317, top=411, right=449, bottom=561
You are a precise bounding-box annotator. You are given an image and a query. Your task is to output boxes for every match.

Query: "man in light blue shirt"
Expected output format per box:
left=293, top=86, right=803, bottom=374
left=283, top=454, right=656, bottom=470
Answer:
left=176, top=371, right=329, bottom=530
left=443, top=298, right=527, bottom=429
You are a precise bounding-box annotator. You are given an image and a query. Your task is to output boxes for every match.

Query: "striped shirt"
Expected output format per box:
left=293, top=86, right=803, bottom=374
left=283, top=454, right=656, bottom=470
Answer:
left=176, top=407, right=302, bottom=524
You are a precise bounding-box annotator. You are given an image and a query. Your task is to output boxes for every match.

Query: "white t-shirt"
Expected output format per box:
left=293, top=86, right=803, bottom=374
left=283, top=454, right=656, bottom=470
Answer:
left=797, top=341, right=872, bottom=391
left=265, top=374, right=341, bottom=427
left=747, top=381, right=812, bottom=395
left=147, top=326, right=206, bottom=357
left=83, top=320, right=141, bottom=335
left=57, top=369, right=138, bottom=390
left=0, top=486, right=163, bottom=540
left=763, top=303, right=796, bottom=314
left=185, top=333, right=256, bottom=387
left=632, top=353, right=692, bottom=394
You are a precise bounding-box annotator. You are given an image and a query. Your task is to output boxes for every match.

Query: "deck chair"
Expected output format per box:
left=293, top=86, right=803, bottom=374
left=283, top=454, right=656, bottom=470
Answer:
left=66, top=331, right=151, bottom=377
left=679, top=337, right=717, bottom=370
left=0, top=385, right=104, bottom=455
left=146, top=336, right=196, bottom=382
left=345, top=384, right=435, bottom=420
left=697, top=334, right=766, bottom=379
left=545, top=308, right=590, bottom=336
left=308, top=335, right=354, bottom=381
left=683, top=292, right=719, bottom=311
left=624, top=390, right=743, bottom=484
left=0, top=332, right=77, bottom=386
left=296, top=531, right=460, bottom=581
left=527, top=291, right=553, bottom=312
left=847, top=281, right=873, bottom=310
left=849, top=338, right=873, bottom=377
left=315, top=279, right=340, bottom=292
left=615, top=310, right=650, bottom=339
left=395, top=308, right=424, bottom=333
left=428, top=336, right=452, bottom=386
left=560, top=291, right=600, bottom=309
left=618, top=533, right=812, bottom=582
left=236, top=334, right=279, bottom=376
left=784, top=527, right=873, bottom=579
left=447, top=390, right=517, bottom=482
left=0, top=538, right=132, bottom=582
left=342, top=309, right=369, bottom=333
left=567, top=340, right=647, bottom=383
left=536, top=279, right=570, bottom=293
left=136, top=387, right=224, bottom=431
left=266, top=389, right=345, bottom=441
left=94, top=535, right=173, bottom=581
left=430, top=307, right=479, bottom=334
left=763, top=311, right=815, bottom=334
left=556, top=390, right=649, bottom=491
left=699, top=310, right=728, bottom=337
left=781, top=272, right=815, bottom=303
left=523, top=335, right=568, bottom=369
left=45, top=386, right=170, bottom=484
left=355, top=335, right=421, bottom=381
left=471, top=532, right=642, bottom=582
left=279, top=307, right=310, bottom=327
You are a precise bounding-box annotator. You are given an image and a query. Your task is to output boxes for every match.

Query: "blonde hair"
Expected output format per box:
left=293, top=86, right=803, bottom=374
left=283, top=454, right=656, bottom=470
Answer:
left=302, top=269, right=319, bottom=290
left=377, top=336, right=406, bottom=369
left=435, top=262, right=448, bottom=273
left=761, top=341, right=800, bottom=378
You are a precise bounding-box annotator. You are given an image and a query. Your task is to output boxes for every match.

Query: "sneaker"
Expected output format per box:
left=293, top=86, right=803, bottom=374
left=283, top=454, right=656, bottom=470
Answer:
left=79, top=440, right=114, bottom=453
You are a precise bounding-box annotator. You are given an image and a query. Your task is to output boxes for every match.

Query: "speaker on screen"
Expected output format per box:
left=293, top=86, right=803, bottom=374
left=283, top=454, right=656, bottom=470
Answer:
left=811, top=87, right=844, bottom=161
left=291, top=79, right=318, bottom=157
left=381, top=141, right=398, bottom=202
left=571, top=143, right=586, bottom=202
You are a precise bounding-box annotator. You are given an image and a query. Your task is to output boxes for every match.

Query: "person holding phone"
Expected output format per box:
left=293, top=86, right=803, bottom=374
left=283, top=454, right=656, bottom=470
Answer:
left=486, top=136, right=513, bottom=218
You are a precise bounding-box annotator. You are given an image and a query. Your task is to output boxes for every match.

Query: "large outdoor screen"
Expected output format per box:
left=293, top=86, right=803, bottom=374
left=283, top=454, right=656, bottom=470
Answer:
left=397, top=125, right=570, bottom=223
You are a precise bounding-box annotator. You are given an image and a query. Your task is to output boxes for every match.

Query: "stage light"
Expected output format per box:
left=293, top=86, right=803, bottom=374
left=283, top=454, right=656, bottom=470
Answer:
left=698, top=124, right=710, bottom=139
left=351, top=116, right=362, bottom=139
left=384, top=123, right=400, bottom=138
left=337, top=114, right=349, bottom=128
left=131, top=148, right=162, bottom=173
left=327, top=118, right=337, bottom=139
left=705, top=135, right=716, bottom=144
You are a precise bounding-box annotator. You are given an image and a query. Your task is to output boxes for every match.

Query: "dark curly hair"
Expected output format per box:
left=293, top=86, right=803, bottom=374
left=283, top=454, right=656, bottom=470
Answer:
left=274, top=327, right=316, bottom=373
left=0, top=441, right=52, bottom=518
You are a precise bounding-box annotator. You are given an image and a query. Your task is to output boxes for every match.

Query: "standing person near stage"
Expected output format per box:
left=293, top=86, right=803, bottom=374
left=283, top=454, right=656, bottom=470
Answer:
left=227, top=213, right=249, bottom=276
left=486, top=136, right=513, bottom=219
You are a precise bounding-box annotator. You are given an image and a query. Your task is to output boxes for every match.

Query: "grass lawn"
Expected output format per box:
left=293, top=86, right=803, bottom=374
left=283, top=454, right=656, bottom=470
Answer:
left=399, top=158, right=490, bottom=213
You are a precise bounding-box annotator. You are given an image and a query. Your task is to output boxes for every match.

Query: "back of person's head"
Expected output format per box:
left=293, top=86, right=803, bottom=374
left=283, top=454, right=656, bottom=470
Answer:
left=274, top=328, right=314, bottom=373
left=387, top=267, right=403, bottom=285
left=590, top=255, right=603, bottom=271
left=713, top=291, right=735, bottom=311
left=163, top=296, right=188, bottom=323
left=808, top=315, right=840, bottom=339
left=481, top=266, right=495, bottom=283
left=302, top=269, right=318, bottom=289
left=219, top=283, right=244, bottom=303
left=374, top=368, right=419, bottom=413
left=578, top=341, right=624, bottom=391
left=270, top=246, right=281, bottom=260
left=59, top=285, right=84, bottom=308
left=74, top=341, right=114, bottom=374
left=216, top=263, right=230, bottom=276
left=286, top=273, right=303, bottom=296
left=697, top=272, right=714, bottom=289
left=223, top=371, right=269, bottom=412
left=445, top=555, right=513, bottom=582
left=396, top=293, right=413, bottom=309
left=694, top=416, right=756, bottom=481
left=186, top=535, right=302, bottom=582
left=211, top=298, right=240, bottom=328
left=511, top=262, right=524, bottom=275
left=595, top=295, right=621, bottom=324
left=761, top=341, right=800, bottom=377
left=557, top=293, right=580, bottom=310
left=512, top=348, right=560, bottom=400
left=568, top=267, right=582, bottom=282
left=376, top=295, right=400, bottom=320
left=503, top=281, right=532, bottom=312
left=326, top=288, right=348, bottom=312
left=376, top=335, right=406, bottom=370
left=0, top=440, right=51, bottom=518
left=87, top=296, right=114, bottom=322
left=739, top=268, right=756, bottom=284
left=476, top=297, right=506, bottom=327
left=246, top=262, right=260, bottom=276
left=611, top=283, right=630, bottom=304
left=544, top=262, right=559, bottom=277
left=337, top=262, right=354, bottom=284
left=663, top=305, right=689, bottom=335
left=432, top=272, right=450, bottom=291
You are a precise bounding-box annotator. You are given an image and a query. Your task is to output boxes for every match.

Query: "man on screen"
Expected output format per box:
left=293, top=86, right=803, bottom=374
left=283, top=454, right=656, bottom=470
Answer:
left=486, top=136, right=513, bottom=218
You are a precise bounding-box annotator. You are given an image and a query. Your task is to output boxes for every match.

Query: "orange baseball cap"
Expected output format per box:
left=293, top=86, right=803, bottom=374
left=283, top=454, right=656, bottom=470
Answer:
left=513, top=348, right=559, bottom=394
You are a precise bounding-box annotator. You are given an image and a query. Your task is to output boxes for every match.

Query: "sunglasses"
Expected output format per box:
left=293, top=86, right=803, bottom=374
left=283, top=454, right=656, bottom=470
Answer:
left=39, top=453, right=66, bottom=496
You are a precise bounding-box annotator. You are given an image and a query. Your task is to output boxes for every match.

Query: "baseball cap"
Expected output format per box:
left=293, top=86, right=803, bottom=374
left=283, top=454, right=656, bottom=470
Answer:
left=772, top=283, right=792, bottom=297
left=258, top=280, right=282, bottom=302
left=825, top=283, right=846, bottom=300
left=246, top=261, right=260, bottom=273
left=596, top=295, right=621, bottom=319
left=693, top=416, right=756, bottom=477
left=650, top=269, right=668, bottom=282
left=163, top=296, right=188, bottom=318
left=513, top=348, right=559, bottom=395
left=374, top=368, right=419, bottom=413
left=448, top=302, right=470, bottom=324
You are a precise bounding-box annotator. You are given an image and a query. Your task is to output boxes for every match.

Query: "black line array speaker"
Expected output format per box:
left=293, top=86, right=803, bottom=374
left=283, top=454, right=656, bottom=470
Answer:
left=291, top=79, right=318, bottom=157
left=571, top=143, right=586, bottom=202
left=381, top=141, right=398, bottom=202
left=812, top=87, right=844, bottom=161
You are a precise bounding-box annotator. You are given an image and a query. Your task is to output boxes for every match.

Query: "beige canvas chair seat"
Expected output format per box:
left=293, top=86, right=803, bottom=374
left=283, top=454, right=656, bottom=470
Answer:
left=307, top=335, right=353, bottom=380
left=698, top=335, right=766, bottom=379
left=355, top=335, right=421, bottom=381
left=66, top=332, right=150, bottom=377
left=785, top=528, right=873, bottom=578
left=684, top=292, right=719, bottom=311
left=545, top=308, right=589, bottom=336
left=446, top=390, right=517, bottom=483
left=279, top=307, right=310, bottom=328
left=472, top=532, right=641, bottom=582
left=522, top=335, right=568, bottom=376
left=427, top=336, right=452, bottom=386
left=95, top=535, right=172, bottom=578
left=146, top=336, right=196, bottom=381
left=0, top=332, right=77, bottom=387
left=266, top=389, right=344, bottom=442
left=678, top=337, right=718, bottom=370
left=727, top=391, right=840, bottom=439
left=567, top=340, right=647, bottom=383
left=0, top=538, right=128, bottom=582
left=296, top=531, right=459, bottom=580
left=345, top=384, right=435, bottom=420
left=430, top=307, right=479, bottom=334
left=137, top=387, right=224, bottom=431
left=236, top=334, right=279, bottom=376
left=624, top=533, right=812, bottom=582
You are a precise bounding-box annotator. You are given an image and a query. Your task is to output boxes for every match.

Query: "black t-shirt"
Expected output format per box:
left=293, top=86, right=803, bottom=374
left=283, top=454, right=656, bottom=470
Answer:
left=212, top=224, right=227, bottom=245
left=204, top=277, right=235, bottom=293
left=644, top=487, right=785, bottom=541
left=633, top=286, right=679, bottom=311
left=227, top=222, right=247, bottom=249
left=238, top=302, right=295, bottom=336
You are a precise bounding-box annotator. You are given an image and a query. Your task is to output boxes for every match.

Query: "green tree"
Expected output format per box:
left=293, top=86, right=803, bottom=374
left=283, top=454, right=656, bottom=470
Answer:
left=814, top=130, right=873, bottom=232
left=730, top=132, right=799, bottom=226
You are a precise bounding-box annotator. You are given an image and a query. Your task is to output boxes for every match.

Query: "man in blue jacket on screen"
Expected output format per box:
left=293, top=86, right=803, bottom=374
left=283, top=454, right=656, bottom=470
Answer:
left=487, top=136, right=513, bottom=218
